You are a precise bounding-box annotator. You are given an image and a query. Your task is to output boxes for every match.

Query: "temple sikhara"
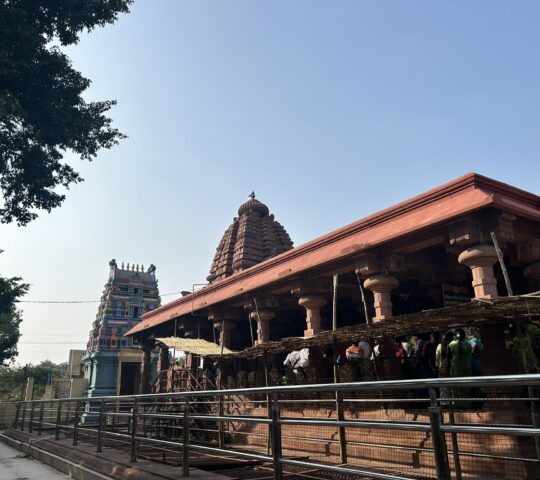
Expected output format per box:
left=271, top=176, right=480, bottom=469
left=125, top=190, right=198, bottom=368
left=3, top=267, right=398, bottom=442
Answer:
left=83, top=260, right=161, bottom=397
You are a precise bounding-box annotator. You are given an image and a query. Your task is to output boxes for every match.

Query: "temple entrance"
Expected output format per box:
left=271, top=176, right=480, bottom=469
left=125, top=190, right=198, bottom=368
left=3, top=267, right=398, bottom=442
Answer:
left=119, top=362, right=140, bottom=395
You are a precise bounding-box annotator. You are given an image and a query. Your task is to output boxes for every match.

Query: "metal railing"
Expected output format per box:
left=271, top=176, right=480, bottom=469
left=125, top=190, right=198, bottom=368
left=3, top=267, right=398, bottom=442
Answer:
left=9, top=374, right=540, bottom=480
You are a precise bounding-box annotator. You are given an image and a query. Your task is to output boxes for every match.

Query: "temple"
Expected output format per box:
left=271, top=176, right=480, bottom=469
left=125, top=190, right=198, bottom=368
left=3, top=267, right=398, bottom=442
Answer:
left=83, top=260, right=161, bottom=398
left=121, top=174, right=540, bottom=477
left=126, top=174, right=540, bottom=366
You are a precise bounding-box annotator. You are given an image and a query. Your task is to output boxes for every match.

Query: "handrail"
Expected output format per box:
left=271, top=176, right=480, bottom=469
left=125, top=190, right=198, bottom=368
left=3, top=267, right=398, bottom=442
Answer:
left=13, top=373, right=540, bottom=403
left=11, top=374, right=540, bottom=480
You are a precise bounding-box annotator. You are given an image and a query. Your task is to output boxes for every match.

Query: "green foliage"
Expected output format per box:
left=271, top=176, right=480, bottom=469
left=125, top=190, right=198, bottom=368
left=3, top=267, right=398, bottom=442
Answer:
left=0, top=360, right=67, bottom=401
left=0, top=274, right=29, bottom=365
left=0, top=1, right=132, bottom=225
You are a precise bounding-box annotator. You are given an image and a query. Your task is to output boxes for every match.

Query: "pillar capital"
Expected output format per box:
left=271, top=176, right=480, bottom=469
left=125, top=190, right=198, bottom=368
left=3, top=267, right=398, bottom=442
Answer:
left=363, top=275, right=398, bottom=322
left=213, top=319, right=236, bottom=331
left=298, top=293, right=326, bottom=310
left=210, top=311, right=239, bottom=349
left=458, top=244, right=498, bottom=299
left=250, top=309, right=275, bottom=345
left=298, top=294, right=326, bottom=338
left=363, top=275, right=399, bottom=292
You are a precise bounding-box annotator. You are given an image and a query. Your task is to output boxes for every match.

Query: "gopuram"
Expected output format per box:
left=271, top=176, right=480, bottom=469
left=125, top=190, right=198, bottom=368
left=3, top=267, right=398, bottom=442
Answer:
left=83, top=259, right=161, bottom=397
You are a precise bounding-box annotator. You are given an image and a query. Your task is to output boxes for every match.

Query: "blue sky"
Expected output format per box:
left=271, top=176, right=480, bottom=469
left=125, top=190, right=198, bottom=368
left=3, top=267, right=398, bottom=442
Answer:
left=2, top=1, right=540, bottom=364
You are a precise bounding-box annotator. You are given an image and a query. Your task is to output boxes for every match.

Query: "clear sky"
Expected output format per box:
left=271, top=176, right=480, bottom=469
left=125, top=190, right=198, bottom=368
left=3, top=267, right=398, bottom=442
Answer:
left=2, top=1, right=540, bottom=365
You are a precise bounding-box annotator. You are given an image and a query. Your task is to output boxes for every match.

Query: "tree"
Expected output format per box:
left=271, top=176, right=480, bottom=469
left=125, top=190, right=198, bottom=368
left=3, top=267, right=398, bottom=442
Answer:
left=0, top=272, right=29, bottom=365
left=0, top=1, right=132, bottom=225
left=0, top=360, right=67, bottom=401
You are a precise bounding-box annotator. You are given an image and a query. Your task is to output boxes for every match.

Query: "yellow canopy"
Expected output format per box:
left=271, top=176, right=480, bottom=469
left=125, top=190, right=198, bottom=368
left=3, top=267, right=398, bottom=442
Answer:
left=155, top=337, right=235, bottom=356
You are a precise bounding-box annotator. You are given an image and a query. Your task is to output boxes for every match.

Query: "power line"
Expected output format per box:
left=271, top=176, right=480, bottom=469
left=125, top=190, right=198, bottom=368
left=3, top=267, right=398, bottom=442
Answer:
left=22, top=333, right=87, bottom=337
left=19, top=341, right=86, bottom=345
left=18, top=290, right=185, bottom=304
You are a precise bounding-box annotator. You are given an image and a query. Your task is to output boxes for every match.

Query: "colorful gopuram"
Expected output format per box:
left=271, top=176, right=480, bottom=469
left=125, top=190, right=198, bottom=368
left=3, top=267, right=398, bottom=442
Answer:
left=83, top=259, right=161, bottom=397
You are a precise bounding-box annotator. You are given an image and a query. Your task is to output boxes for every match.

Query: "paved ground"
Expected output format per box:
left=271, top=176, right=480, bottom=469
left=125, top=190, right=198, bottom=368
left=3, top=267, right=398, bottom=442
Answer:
left=0, top=441, right=70, bottom=480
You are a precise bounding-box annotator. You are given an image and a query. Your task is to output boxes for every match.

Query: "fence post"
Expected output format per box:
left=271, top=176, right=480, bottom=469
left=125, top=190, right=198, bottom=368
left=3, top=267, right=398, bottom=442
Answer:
left=13, top=402, right=21, bottom=428
left=271, top=393, right=283, bottom=480
left=37, top=402, right=44, bottom=436
left=73, top=401, right=80, bottom=446
left=218, top=395, right=225, bottom=448
left=182, top=398, right=190, bottom=477
left=20, top=402, right=26, bottom=430
left=55, top=401, right=62, bottom=440
left=96, top=399, right=105, bottom=453
left=130, top=399, right=138, bottom=463
left=29, top=402, right=35, bottom=433
left=428, top=405, right=451, bottom=480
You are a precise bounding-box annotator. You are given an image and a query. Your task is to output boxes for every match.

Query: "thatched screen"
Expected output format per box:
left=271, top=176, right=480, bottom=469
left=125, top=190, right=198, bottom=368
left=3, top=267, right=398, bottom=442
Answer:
left=210, top=293, right=540, bottom=359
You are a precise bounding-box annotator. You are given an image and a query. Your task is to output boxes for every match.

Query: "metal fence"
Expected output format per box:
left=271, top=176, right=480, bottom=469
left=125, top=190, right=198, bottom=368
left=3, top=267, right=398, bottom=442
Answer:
left=8, top=374, right=540, bottom=480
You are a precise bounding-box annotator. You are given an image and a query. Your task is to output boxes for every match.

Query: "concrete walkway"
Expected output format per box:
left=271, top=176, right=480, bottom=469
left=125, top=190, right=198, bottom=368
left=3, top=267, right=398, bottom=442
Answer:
left=0, top=440, right=70, bottom=479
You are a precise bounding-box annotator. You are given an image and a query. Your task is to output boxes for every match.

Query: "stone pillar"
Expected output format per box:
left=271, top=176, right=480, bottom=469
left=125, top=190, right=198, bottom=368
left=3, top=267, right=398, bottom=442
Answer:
left=458, top=244, right=499, bottom=299
left=299, top=294, right=326, bottom=337
left=213, top=320, right=235, bottom=349
left=139, top=341, right=154, bottom=394
left=157, top=345, right=169, bottom=372
left=363, top=275, right=398, bottom=322
left=250, top=309, right=275, bottom=345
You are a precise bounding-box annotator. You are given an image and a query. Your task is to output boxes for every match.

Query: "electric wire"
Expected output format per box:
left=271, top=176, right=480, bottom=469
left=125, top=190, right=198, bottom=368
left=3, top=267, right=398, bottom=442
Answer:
left=17, top=290, right=186, bottom=304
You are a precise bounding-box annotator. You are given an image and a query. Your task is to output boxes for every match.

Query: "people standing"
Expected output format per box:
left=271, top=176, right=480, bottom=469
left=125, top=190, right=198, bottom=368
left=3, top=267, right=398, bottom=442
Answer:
left=394, top=337, right=407, bottom=379
left=448, top=328, right=472, bottom=402
left=448, top=329, right=472, bottom=377
left=436, top=332, right=453, bottom=378
left=469, top=331, right=484, bottom=375
left=420, top=333, right=437, bottom=378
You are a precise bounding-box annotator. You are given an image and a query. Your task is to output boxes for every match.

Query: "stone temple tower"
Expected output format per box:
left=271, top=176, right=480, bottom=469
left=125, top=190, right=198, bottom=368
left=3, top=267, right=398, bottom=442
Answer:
left=82, top=260, right=160, bottom=398
left=207, top=192, right=293, bottom=283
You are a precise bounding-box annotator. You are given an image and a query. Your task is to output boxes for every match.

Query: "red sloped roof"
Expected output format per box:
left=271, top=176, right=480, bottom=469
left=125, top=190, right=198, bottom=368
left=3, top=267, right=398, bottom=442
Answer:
left=126, top=173, right=540, bottom=337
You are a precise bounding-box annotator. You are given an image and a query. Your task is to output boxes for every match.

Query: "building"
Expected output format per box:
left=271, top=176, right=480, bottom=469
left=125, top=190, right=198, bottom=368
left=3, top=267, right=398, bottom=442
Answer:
left=83, top=260, right=161, bottom=397
left=126, top=173, right=540, bottom=382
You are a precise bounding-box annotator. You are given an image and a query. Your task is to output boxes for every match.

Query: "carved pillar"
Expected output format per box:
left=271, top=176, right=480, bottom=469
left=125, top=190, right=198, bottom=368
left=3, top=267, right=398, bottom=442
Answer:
left=458, top=244, right=499, bottom=299
left=139, top=341, right=154, bottom=394
left=250, top=309, right=275, bottom=345
left=299, top=294, right=326, bottom=337
left=363, top=275, right=398, bottom=322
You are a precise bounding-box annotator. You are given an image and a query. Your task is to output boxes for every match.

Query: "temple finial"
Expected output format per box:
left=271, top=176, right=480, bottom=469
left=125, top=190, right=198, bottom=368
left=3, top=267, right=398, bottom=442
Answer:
left=121, top=261, right=125, bottom=269
left=249, top=190, right=256, bottom=200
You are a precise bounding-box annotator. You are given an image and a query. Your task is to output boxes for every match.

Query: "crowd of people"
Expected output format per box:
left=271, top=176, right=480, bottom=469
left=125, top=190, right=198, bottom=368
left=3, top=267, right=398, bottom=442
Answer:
left=343, top=328, right=485, bottom=381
